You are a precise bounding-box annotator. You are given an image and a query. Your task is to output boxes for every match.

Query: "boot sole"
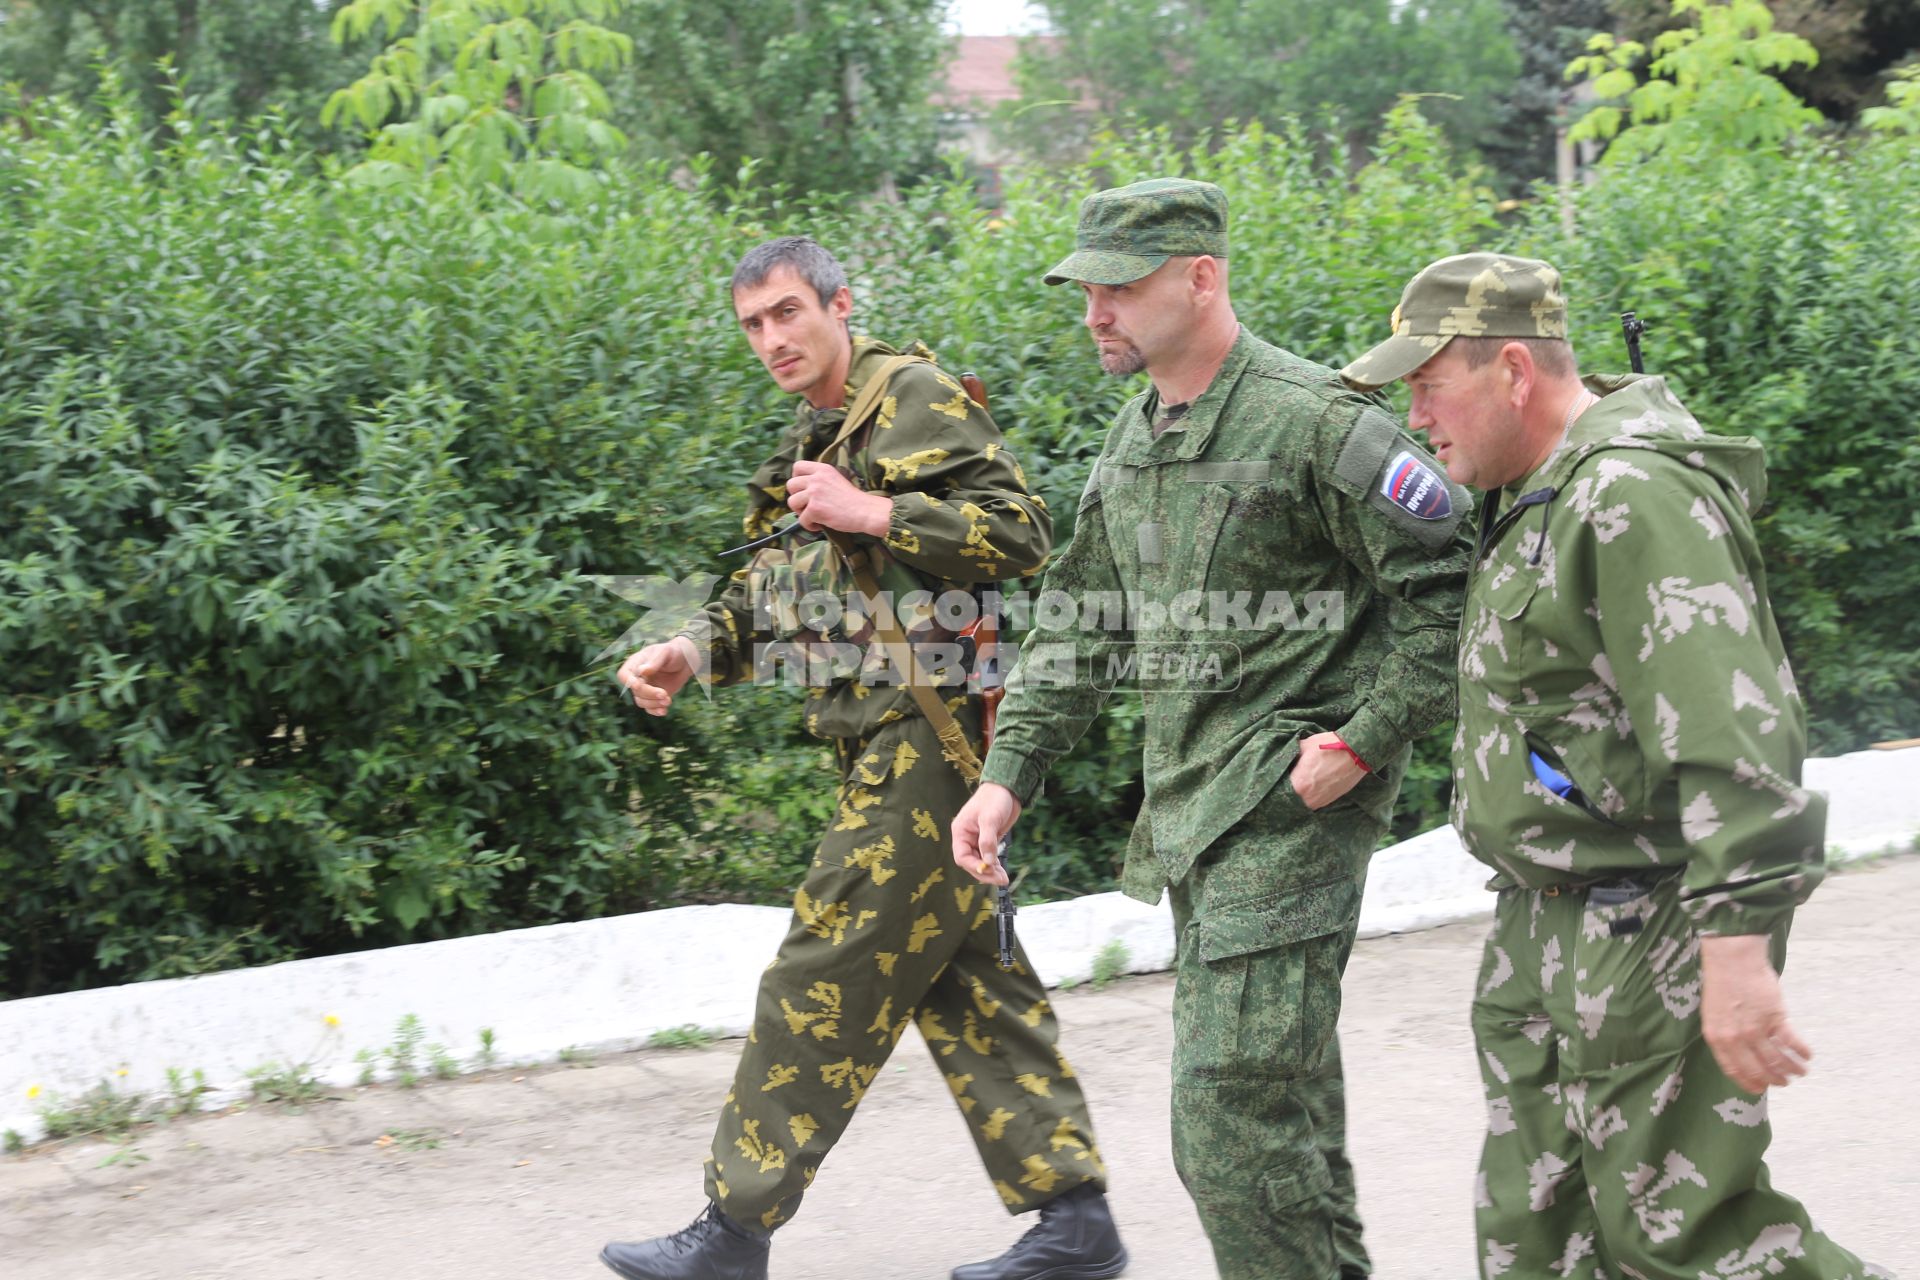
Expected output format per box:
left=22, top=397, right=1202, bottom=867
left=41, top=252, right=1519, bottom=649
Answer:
left=598, top=1246, right=650, bottom=1280
left=957, top=1248, right=1130, bottom=1280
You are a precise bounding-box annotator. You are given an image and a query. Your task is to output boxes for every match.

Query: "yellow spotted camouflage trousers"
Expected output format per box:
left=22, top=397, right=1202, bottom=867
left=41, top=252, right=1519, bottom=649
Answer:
left=1473, top=877, right=1889, bottom=1279
left=704, top=712, right=1106, bottom=1234
left=1166, top=789, right=1381, bottom=1280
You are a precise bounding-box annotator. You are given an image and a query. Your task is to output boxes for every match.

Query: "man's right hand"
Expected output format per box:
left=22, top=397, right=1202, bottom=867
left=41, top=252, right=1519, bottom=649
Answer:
left=952, top=782, right=1022, bottom=886
left=617, top=636, right=700, bottom=717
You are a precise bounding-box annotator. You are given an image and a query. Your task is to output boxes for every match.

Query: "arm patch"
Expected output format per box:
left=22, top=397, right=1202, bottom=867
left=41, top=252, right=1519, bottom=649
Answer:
left=1333, top=408, right=1464, bottom=547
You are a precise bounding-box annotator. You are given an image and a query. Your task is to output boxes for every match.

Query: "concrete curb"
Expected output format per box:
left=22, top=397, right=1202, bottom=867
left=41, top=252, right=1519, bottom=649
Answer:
left=4, top=748, right=1914, bottom=1144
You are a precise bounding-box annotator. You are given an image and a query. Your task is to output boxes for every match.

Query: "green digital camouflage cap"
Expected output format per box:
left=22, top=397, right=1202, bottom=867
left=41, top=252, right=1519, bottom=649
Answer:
left=1340, top=252, right=1569, bottom=389
left=1042, top=178, right=1230, bottom=286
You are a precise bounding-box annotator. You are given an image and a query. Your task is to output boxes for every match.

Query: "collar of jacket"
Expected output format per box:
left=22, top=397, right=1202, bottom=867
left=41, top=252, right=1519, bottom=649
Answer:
left=1502, top=371, right=1659, bottom=502
left=1115, top=325, right=1257, bottom=465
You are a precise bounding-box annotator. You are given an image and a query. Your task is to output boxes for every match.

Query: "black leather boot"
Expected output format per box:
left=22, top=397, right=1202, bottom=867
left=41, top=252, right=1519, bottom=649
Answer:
left=599, top=1203, right=771, bottom=1280
left=951, top=1183, right=1129, bottom=1280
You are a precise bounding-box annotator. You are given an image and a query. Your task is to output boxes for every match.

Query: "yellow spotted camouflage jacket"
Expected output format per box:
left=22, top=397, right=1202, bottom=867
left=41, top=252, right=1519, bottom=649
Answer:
left=684, top=337, right=1052, bottom=741
left=1453, top=373, right=1826, bottom=936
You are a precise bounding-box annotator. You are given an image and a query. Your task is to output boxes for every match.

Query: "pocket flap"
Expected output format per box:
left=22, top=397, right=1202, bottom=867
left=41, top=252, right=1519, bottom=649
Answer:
left=1198, top=877, right=1360, bottom=964
left=1260, top=1144, right=1335, bottom=1212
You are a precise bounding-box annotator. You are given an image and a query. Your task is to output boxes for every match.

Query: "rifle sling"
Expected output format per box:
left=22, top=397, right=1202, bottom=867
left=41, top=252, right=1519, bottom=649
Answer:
left=817, top=354, right=982, bottom=783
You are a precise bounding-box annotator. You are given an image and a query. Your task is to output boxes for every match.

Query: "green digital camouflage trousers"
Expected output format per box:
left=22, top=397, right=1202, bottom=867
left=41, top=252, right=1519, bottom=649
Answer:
left=1165, top=783, right=1382, bottom=1280
left=1473, top=876, right=1889, bottom=1279
left=705, top=710, right=1106, bottom=1233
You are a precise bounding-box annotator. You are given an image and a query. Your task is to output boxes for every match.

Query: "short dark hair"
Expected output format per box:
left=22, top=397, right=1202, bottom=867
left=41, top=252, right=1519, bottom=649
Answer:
left=731, top=236, right=849, bottom=307
left=1454, top=335, right=1576, bottom=380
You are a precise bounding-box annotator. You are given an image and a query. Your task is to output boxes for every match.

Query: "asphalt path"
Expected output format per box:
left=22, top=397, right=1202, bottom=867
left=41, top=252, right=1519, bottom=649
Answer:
left=4, top=856, right=1914, bottom=1279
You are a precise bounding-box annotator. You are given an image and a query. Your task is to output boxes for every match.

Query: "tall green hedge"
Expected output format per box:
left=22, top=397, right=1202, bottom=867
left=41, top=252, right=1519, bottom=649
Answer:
left=3, top=99, right=1915, bottom=997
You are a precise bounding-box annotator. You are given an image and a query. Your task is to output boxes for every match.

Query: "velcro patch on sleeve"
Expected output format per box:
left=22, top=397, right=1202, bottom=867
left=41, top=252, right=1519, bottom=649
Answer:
left=1379, top=450, right=1453, bottom=521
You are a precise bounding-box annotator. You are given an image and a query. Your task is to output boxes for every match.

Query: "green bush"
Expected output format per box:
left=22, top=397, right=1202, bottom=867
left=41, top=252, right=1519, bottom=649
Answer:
left=2, top=92, right=1913, bottom=998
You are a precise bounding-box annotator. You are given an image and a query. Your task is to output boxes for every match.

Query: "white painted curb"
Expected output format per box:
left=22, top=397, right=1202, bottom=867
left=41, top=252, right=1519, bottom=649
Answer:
left=4, top=748, right=1914, bottom=1144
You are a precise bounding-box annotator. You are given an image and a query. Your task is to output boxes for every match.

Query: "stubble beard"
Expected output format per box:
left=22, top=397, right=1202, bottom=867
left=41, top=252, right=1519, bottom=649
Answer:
left=1097, top=342, right=1147, bottom=377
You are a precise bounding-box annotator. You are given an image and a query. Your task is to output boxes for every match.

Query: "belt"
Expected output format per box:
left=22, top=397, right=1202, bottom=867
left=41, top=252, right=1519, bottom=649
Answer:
left=1535, top=866, right=1682, bottom=900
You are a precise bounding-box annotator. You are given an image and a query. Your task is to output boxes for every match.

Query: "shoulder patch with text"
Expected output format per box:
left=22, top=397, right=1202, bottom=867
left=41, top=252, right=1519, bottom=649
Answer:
left=1379, top=450, right=1453, bottom=520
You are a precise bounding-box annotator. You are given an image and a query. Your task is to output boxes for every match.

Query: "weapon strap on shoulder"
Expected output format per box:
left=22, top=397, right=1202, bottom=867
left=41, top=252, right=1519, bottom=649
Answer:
left=817, top=355, right=984, bottom=784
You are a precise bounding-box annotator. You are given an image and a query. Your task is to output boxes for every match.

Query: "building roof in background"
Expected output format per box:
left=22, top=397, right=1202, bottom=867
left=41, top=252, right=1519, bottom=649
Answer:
left=937, top=35, right=1034, bottom=111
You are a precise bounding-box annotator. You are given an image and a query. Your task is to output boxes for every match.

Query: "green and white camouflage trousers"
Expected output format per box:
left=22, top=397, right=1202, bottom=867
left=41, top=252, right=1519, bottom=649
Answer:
left=1472, top=876, right=1890, bottom=1279
left=703, top=713, right=1106, bottom=1233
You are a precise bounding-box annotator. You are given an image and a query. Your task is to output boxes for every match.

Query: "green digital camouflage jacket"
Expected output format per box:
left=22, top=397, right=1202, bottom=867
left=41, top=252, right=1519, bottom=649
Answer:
left=684, top=337, right=1052, bottom=741
left=982, top=328, right=1473, bottom=901
left=1453, top=372, right=1826, bottom=936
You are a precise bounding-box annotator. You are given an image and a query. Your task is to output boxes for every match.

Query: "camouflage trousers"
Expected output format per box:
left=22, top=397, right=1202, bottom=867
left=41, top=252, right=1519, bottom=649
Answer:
left=1165, top=794, right=1378, bottom=1280
left=705, top=712, right=1106, bottom=1233
left=1473, top=876, right=1888, bottom=1279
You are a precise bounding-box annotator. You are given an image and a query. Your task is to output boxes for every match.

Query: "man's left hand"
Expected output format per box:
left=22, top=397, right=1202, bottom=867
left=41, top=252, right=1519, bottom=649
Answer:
left=1700, top=933, right=1812, bottom=1093
left=787, top=460, right=892, bottom=536
left=1287, top=731, right=1368, bottom=810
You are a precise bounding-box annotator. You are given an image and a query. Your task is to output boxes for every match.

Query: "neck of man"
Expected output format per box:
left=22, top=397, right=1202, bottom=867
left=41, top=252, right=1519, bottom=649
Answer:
left=1149, top=307, right=1240, bottom=407
left=1506, top=376, right=1594, bottom=487
left=804, top=334, right=856, bottom=410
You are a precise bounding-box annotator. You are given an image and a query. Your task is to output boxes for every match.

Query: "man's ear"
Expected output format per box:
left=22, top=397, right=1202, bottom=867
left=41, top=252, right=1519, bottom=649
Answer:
left=1500, top=340, right=1536, bottom=408
left=829, top=286, right=853, bottom=324
left=1188, top=255, right=1222, bottom=306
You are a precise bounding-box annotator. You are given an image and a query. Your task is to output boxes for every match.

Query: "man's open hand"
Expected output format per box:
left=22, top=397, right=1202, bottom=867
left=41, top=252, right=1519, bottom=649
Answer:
left=1701, top=933, right=1812, bottom=1093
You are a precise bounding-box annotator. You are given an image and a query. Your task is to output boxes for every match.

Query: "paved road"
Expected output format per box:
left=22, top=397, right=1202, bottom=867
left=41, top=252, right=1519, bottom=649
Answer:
left=5, top=856, right=1914, bottom=1279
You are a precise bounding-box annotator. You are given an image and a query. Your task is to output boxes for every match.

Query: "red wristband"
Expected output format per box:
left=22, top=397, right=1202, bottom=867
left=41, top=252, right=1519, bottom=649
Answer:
left=1318, top=738, right=1372, bottom=773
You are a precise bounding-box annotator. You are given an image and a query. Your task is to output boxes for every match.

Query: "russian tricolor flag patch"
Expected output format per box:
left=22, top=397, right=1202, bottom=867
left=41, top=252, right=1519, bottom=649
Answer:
left=1380, top=450, right=1452, bottom=520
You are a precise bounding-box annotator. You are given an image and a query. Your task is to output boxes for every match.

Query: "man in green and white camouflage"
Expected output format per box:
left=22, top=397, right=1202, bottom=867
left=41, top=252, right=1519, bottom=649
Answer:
left=953, top=180, right=1473, bottom=1279
left=1344, top=252, right=1892, bottom=1279
left=606, top=237, right=1124, bottom=1280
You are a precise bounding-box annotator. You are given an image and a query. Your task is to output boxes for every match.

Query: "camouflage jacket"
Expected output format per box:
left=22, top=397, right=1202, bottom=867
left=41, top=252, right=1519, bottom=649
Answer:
left=1452, top=373, right=1825, bottom=936
left=684, top=337, right=1052, bottom=741
left=981, top=328, right=1472, bottom=902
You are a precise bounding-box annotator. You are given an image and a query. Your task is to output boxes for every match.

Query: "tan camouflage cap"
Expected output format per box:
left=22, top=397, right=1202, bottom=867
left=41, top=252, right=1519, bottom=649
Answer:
left=1042, top=178, right=1229, bottom=287
left=1340, top=252, right=1569, bottom=389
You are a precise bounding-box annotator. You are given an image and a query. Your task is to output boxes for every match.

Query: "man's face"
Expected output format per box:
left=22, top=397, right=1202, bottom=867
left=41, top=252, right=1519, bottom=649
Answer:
left=1404, top=343, right=1526, bottom=490
left=1078, top=260, right=1192, bottom=378
left=734, top=266, right=853, bottom=407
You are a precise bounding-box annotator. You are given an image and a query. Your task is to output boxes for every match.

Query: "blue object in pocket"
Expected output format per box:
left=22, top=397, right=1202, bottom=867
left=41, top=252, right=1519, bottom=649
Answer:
left=1529, top=750, right=1576, bottom=799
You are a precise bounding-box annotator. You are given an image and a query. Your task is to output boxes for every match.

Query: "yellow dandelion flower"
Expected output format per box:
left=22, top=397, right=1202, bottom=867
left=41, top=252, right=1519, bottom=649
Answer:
left=324, top=1014, right=341, bottom=1028
left=26, top=1084, right=41, bottom=1099
left=115, top=1067, right=129, bottom=1078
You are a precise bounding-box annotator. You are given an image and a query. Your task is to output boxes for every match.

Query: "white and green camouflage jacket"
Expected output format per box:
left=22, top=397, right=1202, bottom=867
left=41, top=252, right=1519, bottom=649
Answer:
left=1453, top=373, right=1825, bottom=936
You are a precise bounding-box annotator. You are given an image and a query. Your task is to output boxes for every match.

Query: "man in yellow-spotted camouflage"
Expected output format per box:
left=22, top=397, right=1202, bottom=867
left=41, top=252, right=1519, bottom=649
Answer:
left=601, top=237, right=1126, bottom=1280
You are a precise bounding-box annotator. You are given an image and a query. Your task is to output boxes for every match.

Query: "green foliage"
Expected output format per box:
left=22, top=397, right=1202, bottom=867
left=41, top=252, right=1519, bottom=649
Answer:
left=1862, top=61, right=1920, bottom=132
left=1009, top=0, right=1520, bottom=160
left=607, top=0, right=950, bottom=198
left=162, top=1066, right=212, bottom=1117
left=4, top=1129, right=24, bottom=1155
left=245, top=1060, right=332, bottom=1106
left=1568, top=0, right=1822, bottom=160
left=0, top=0, right=361, bottom=144
left=324, top=0, right=633, bottom=199
left=646, top=1024, right=719, bottom=1049
left=475, top=1026, right=498, bottom=1067
left=382, top=1014, right=428, bottom=1086
left=33, top=1079, right=148, bottom=1141
left=1089, top=938, right=1129, bottom=989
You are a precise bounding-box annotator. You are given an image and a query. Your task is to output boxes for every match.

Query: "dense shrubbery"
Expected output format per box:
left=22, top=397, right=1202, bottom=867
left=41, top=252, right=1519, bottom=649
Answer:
left=3, top=94, right=1915, bottom=997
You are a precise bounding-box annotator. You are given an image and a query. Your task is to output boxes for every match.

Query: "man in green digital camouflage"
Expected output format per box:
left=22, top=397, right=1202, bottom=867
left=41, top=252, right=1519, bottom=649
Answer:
left=604, top=238, right=1125, bottom=1280
left=952, top=180, right=1472, bottom=1279
left=1343, top=252, right=1891, bottom=1279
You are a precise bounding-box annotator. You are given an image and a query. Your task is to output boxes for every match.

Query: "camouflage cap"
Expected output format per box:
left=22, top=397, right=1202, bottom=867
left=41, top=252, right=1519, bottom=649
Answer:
left=1042, top=178, right=1229, bottom=287
left=1340, top=252, right=1569, bottom=389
